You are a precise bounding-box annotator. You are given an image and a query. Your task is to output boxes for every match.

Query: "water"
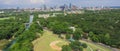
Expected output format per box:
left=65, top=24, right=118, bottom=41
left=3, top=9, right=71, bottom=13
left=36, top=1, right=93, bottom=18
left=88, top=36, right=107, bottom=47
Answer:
left=26, top=15, right=34, bottom=30
left=3, top=39, right=16, bottom=51
left=29, top=15, right=34, bottom=23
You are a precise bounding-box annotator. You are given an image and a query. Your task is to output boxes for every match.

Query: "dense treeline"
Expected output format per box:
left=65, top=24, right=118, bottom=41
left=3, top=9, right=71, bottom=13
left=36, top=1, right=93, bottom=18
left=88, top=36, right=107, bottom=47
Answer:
left=0, top=12, right=43, bottom=51
left=1, top=9, right=120, bottom=51
left=0, top=12, right=29, bottom=40
left=39, top=9, right=120, bottom=48
left=8, top=22, right=43, bottom=51
left=62, top=41, right=87, bottom=51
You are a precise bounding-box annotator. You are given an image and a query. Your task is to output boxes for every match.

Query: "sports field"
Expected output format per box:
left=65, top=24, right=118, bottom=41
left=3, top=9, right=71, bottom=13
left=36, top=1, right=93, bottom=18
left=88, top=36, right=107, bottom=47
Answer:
left=32, top=30, right=67, bottom=51
left=32, top=30, right=112, bottom=51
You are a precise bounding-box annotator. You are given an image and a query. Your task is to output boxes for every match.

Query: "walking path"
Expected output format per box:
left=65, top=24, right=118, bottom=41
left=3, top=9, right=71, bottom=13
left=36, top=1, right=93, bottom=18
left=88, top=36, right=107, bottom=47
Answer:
left=80, top=40, right=112, bottom=51
left=88, top=46, right=93, bottom=51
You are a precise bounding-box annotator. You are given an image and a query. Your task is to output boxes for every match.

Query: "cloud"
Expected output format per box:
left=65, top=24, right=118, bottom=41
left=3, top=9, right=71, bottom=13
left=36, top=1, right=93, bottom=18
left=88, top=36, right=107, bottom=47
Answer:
left=0, top=0, right=14, bottom=4
left=0, top=0, right=45, bottom=5
left=0, top=0, right=119, bottom=8
left=30, top=0, right=45, bottom=4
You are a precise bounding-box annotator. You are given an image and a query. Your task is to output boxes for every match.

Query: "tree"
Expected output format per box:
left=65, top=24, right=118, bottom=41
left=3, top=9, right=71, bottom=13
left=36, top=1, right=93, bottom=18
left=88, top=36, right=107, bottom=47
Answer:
left=83, top=33, right=88, bottom=39
left=48, top=21, right=69, bottom=34
left=39, top=18, right=48, bottom=27
left=88, top=31, right=100, bottom=42
left=88, top=31, right=94, bottom=37
left=62, top=45, right=72, bottom=51
left=69, top=41, right=82, bottom=51
left=66, top=29, right=73, bottom=34
left=66, top=34, right=71, bottom=39
left=73, top=33, right=81, bottom=40
left=92, top=35, right=99, bottom=42
left=82, top=43, right=87, bottom=48
left=79, top=46, right=83, bottom=51
left=104, top=33, right=110, bottom=44
left=73, top=28, right=83, bottom=40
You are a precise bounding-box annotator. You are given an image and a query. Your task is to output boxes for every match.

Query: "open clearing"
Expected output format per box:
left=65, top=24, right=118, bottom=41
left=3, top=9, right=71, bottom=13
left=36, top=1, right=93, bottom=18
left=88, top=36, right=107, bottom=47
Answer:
left=0, top=17, right=14, bottom=20
left=50, top=41, right=62, bottom=51
left=32, top=30, right=67, bottom=51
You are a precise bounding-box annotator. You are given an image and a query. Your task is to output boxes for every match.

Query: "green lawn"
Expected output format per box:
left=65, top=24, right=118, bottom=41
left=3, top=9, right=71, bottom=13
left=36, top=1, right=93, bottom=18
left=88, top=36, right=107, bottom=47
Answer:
left=80, top=40, right=112, bottom=51
left=0, top=17, right=14, bottom=20
left=32, top=30, right=67, bottom=51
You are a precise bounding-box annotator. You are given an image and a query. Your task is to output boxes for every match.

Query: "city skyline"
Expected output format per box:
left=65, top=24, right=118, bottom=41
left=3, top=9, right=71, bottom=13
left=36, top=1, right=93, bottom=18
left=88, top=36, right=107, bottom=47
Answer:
left=0, top=0, right=120, bottom=8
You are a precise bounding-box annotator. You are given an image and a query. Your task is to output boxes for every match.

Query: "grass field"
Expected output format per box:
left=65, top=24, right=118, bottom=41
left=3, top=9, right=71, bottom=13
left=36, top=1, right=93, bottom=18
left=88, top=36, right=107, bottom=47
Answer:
left=32, top=30, right=67, bottom=51
left=0, top=17, right=14, bottom=20
left=80, top=40, right=112, bottom=51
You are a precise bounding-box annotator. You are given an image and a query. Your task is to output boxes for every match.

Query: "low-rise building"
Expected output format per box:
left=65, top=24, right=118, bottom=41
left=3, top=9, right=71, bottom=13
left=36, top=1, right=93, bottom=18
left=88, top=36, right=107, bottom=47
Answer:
left=67, top=10, right=84, bottom=14
left=0, top=11, right=4, bottom=14
left=38, top=14, right=50, bottom=18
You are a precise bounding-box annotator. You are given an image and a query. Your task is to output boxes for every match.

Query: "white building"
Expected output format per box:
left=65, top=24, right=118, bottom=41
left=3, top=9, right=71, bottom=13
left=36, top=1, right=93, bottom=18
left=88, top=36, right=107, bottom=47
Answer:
left=38, top=14, right=50, bottom=18
left=0, top=11, right=4, bottom=14
left=67, top=10, right=84, bottom=14
left=69, top=26, right=76, bottom=32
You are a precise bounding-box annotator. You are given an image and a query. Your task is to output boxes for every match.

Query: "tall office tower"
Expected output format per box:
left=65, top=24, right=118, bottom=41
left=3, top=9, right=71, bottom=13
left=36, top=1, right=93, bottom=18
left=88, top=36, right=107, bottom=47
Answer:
left=72, top=5, right=78, bottom=10
left=43, top=4, right=47, bottom=10
left=17, top=7, right=20, bottom=10
left=60, top=4, right=66, bottom=11
left=16, top=7, right=20, bottom=11
left=64, top=4, right=69, bottom=10
left=69, top=3, right=72, bottom=9
left=101, top=5, right=104, bottom=9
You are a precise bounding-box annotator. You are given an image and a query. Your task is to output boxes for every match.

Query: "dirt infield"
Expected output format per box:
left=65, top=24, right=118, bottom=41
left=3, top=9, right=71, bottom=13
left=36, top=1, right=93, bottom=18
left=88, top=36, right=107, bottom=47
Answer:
left=50, top=41, right=62, bottom=51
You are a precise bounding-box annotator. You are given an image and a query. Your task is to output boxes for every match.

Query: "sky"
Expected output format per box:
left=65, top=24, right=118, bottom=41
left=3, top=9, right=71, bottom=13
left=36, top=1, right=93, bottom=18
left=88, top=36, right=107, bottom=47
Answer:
left=0, top=0, right=120, bottom=8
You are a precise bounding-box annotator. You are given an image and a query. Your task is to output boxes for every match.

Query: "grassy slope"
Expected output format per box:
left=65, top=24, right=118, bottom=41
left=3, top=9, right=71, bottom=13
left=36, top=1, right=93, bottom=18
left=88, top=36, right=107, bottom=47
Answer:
left=80, top=40, right=112, bottom=51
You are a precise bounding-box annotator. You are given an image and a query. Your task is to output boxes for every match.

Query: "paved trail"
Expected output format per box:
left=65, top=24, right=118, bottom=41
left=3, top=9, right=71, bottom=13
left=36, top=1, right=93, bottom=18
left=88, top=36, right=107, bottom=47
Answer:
left=80, top=40, right=112, bottom=51
left=88, top=46, right=93, bottom=51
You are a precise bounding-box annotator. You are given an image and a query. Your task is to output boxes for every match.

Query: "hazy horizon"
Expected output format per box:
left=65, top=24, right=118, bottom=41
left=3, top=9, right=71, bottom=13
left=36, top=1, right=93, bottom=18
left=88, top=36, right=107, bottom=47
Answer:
left=0, top=0, right=120, bottom=8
